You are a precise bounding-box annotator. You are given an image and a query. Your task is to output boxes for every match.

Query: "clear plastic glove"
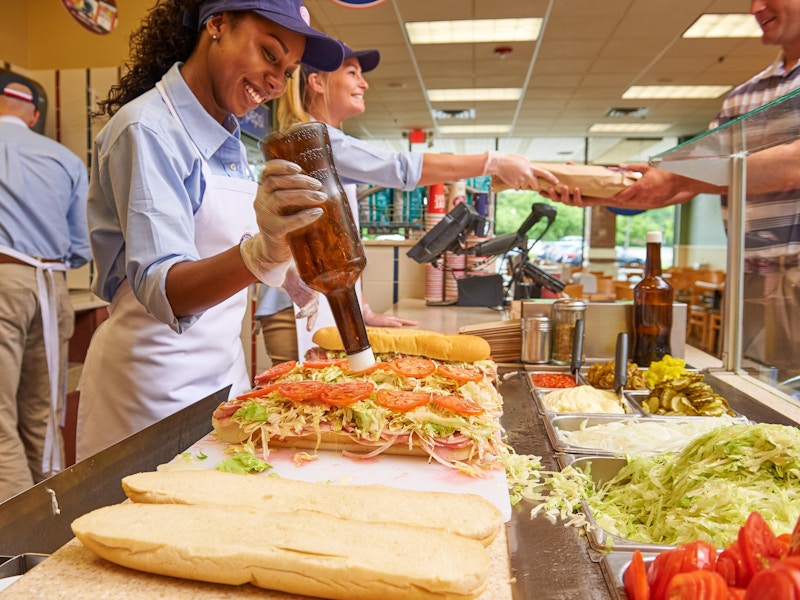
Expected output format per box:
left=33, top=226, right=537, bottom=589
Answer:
left=484, top=151, right=559, bottom=191
left=362, top=303, right=419, bottom=328
left=282, top=266, right=319, bottom=331
left=240, top=159, right=325, bottom=286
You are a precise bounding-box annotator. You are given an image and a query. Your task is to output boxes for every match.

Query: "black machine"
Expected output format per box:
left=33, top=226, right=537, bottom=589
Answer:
left=407, top=202, right=566, bottom=306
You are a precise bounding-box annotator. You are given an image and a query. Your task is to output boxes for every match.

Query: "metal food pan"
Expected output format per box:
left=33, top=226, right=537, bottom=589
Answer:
left=600, top=551, right=660, bottom=600
left=545, top=414, right=666, bottom=455
left=0, top=554, right=48, bottom=592
left=533, top=386, right=641, bottom=417
left=556, top=454, right=675, bottom=554
left=624, top=390, right=749, bottom=421
left=525, top=368, right=585, bottom=392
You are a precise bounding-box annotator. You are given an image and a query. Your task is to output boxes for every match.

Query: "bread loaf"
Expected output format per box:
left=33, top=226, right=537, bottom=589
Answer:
left=71, top=503, right=490, bottom=600
left=312, top=326, right=491, bottom=362
left=122, top=470, right=502, bottom=546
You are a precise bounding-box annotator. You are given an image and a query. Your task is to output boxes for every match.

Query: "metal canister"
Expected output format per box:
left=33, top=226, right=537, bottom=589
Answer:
left=551, top=298, right=587, bottom=364
left=521, top=316, right=552, bottom=364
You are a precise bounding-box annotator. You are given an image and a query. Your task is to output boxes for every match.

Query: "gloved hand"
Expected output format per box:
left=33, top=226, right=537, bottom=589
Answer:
left=484, top=151, right=559, bottom=191
left=240, top=159, right=325, bottom=286
left=283, top=266, right=319, bottom=332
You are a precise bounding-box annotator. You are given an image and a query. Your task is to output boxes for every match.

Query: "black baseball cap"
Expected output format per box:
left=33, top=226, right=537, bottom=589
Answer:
left=0, top=72, right=39, bottom=109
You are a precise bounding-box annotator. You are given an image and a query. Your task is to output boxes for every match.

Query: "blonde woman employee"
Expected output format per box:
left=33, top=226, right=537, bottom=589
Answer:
left=256, top=41, right=560, bottom=363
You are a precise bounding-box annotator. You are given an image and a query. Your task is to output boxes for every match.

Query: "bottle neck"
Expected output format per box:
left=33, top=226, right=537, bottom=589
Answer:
left=645, top=241, right=662, bottom=277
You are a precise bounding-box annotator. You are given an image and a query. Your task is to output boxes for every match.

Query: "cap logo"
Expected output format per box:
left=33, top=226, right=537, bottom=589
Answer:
left=299, top=5, right=310, bottom=26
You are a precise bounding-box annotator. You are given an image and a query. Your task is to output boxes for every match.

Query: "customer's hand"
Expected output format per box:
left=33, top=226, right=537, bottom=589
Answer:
left=283, top=266, right=319, bottom=331
left=240, top=159, right=325, bottom=286
left=363, top=303, right=419, bottom=328
left=484, top=151, right=559, bottom=190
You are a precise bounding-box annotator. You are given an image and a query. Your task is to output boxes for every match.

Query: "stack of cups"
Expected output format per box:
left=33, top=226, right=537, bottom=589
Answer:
left=424, top=183, right=447, bottom=302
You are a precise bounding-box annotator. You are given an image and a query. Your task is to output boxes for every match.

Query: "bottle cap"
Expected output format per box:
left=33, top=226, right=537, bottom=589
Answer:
left=646, top=231, right=662, bottom=244
left=347, top=347, right=376, bottom=371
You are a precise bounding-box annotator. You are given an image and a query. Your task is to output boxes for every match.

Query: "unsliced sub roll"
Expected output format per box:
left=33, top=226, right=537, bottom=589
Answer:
left=71, top=503, right=490, bottom=600
left=312, top=326, right=492, bottom=363
left=122, top=470, right=503, bottom=546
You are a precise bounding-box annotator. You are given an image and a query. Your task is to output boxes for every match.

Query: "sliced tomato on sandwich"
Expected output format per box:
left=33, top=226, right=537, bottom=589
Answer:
left=277, top=381, right=329, bottom=401
left=320, top=382, right=375, bottom=407
left=235, top=383, right=280, bottom=401
left=432, top=394, right=485, bottom=416
left=436, top=364, right=483, bottom=383
left=254, top=360, right=297, bottom=385
left=389, top=357, right=436, bottom=378
left=302, top=358, right=348, bottom=370
left=375, top=389, right=432, bottom=411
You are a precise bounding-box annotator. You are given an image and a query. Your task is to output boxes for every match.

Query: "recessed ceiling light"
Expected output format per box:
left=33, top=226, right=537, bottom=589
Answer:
left=438, top=124, right=511, bottom=135
left=589, top=123, right=672, bottom=133
left=622, top=85, right=732, bottom=99
left=405, top=18, right=541, bottom=45
left=432, top=108, right=476, bottom=120
left=428, top=88, right=521, bottom=102
left=683, top=14, right=762, bottom=38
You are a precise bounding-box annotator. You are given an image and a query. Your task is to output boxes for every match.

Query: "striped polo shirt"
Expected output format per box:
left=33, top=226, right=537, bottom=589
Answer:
left=714, top=54, right=800, bottom=258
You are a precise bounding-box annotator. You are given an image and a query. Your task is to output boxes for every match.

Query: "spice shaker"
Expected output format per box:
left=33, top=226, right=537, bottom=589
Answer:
left=521, top=316, right=552, bottom=364
left=551, top=298, right=587, bottom=364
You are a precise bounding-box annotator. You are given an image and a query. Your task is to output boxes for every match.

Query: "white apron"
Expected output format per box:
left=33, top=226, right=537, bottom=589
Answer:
left=0, top=245, right=67, bottom=474
left=76, top=84, right=257, bottom=460
left=294, top=183, right=364, bottom=359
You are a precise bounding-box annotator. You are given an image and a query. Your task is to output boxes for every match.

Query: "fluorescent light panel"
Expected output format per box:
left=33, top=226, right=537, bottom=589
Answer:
left=622, top=85, right=732, bottom=99
left=589, top=123, right=671, bottom=133
left=683, top=14, right=762, bottom=38
left=438, top=124, right=511, bottom=135
left=428, top=88, right=521, bottom=102
left=406, top=18, right=541, bottom=44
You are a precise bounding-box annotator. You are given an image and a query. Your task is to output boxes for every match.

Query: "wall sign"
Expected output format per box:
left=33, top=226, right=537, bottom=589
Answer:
left=61, top=0, right=118, bottom=35
left=329, top=0, right=386, bottom=7
left=237, top=103, right=272, bottom=141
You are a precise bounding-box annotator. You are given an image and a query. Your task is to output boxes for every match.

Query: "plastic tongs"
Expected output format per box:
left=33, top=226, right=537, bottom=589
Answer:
left=614, top=332, right=629, bottom=400
left=570, top=318, right=585, bottom=384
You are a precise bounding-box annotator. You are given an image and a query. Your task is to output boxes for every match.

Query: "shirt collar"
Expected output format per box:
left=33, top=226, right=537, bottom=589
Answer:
left=160, top=63, right=240, bottom=160
left=757, top=51, right=800, bottom=79
left=0, top=115, right=28, bottom=128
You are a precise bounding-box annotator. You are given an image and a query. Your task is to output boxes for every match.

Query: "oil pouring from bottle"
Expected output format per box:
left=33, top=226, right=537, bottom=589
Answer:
left=633, top=231, right=673, bottom=367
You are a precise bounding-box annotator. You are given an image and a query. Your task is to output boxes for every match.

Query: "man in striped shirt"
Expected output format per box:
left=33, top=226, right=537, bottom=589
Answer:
left=551, top=0, right=800, bottom=380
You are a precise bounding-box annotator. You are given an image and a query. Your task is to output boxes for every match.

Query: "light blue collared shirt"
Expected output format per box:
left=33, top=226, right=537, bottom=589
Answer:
left=0, top=115, right=90, bottom=267
left=88, top=63, right=251, bottom=331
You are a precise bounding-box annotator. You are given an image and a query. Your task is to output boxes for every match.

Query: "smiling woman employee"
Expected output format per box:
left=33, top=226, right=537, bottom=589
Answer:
left=75, top=0, right=343, bottom=461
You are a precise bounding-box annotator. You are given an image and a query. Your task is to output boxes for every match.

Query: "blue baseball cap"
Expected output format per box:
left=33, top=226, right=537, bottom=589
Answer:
left=197, top=0, right=344, bottom=72
left=305, top=41, right=380, bottom=74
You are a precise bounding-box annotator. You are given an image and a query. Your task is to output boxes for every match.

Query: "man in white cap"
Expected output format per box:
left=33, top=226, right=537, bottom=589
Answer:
left=0, top=71, right=90, bottom=502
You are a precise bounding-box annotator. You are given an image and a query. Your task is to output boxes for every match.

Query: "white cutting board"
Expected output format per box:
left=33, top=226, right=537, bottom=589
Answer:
left=173, top=434, right=512, bottom=522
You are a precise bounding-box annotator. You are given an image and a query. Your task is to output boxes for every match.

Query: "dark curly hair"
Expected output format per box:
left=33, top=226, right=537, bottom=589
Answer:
left=96, top=0, right=204, bottom=117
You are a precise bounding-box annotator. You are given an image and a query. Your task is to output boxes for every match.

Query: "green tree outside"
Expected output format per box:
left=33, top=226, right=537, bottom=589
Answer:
left=494, top=191, right=675, bottom=251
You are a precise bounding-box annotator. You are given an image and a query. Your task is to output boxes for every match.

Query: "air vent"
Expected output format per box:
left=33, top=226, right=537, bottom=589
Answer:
left=432, top=108, right=476, bottom=120
left=604, top=107, right=650, bottom=119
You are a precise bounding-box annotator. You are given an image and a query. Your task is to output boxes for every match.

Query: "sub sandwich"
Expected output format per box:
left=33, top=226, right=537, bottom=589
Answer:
left=121, top=470, right=503, bottom=546
left=212, top=327, right=505, bottom=475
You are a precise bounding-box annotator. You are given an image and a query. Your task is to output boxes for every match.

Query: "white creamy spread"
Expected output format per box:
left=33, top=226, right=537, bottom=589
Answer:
left=542, top=385, right=625, bottom=414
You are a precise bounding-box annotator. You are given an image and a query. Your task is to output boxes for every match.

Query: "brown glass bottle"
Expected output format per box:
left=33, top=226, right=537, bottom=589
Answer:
left=261, top=122, right=374, bottom=370
left=633, top=231, right=673, bottom=367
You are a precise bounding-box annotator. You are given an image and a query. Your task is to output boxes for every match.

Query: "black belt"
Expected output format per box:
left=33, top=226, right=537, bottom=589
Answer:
left=744, top=255, right=800, bottom=274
